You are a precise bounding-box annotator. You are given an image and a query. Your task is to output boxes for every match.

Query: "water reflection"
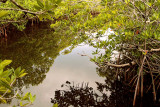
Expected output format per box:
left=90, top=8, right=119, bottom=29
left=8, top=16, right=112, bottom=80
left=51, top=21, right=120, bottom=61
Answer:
left=0, top=22, right=78, bottom=88
left=51, top=77, right=160, bottom=107
left=0, top=23, right=105, bottom=107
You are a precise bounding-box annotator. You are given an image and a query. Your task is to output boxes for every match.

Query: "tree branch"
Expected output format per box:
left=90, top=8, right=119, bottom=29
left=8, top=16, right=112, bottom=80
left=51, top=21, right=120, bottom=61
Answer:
left=0, top=19, right=26, bottom=23
left=139, top=47, right=160, bottom=52
left=10, top=0, right=26, bottom=10
left=0, top=8, right=43, bottom=15
left=105, top=61, right=136, bottom=68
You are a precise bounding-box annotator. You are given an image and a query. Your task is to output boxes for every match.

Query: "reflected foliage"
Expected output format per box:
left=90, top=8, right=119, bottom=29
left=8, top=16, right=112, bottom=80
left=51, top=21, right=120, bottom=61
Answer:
left=0, top=22, right=79, bottom=88
left=51, top=78, right=160, bottom=107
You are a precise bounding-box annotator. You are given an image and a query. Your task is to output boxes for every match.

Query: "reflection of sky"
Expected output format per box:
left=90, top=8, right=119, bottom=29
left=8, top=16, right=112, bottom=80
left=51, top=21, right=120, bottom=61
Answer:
left=2, top=45, right=105, bottom=107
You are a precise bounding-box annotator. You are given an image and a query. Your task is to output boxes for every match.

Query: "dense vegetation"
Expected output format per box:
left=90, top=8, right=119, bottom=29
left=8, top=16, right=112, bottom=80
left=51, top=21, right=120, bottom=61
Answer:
left=0, top=0, right=160, bottom=106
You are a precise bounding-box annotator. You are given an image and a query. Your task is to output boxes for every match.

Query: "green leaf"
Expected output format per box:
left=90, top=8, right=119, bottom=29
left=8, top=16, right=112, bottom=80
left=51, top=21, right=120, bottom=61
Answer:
left=32, top=95, right=36, bottom=102
left=45, top=0, right=50, bottom=10
left=56, top=0, right=62, bottom=4
left=0, top=87, right=11, bottom=93
left=14, top=67, right=21, bottom=77
left=16, top=94, right=21, bottom=99
left=125, top=0, right=130, bottom=4
left=0, top=78, right=11, bottom=90
left=53, top=103, right=58, bottom=107
left=29, top=93, right=36, bottom=103
left=0, top=69, right=13, bottom=78
left=0, top=98, right=7, bottom=103
left=49, top=0, right=55, bottom=3
left=34, top=5, right=42, bottom=10
left=0, top=60, right=12, bottom=70
left=19, top=69, right=25, bottom=76
left=19, top=73, right=27, bottom=78
left=23, top=92, right=30, bottom=100
left=22, top=103, right=30, bottom=106
left=0, top=69, right=3, bottom=75
left=36, top=0, right=44, bottom=8
left=11, top=75, right=16, bottom=83
left=0, top=11, right=8, bottom=18
left=20, top=101, right=23, bottom=106
left=29, top=93, right=33, bottom=103
left=47, top=11, right=55, bottom=15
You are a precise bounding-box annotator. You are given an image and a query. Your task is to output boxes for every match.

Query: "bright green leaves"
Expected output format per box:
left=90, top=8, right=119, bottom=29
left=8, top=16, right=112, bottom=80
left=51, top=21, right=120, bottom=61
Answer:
left=37, top=0, right=44, bottom=9
left=29, top=93, right=36, bottom=103
left=34, top=0, right=44, bottom=11
left=14, top=67, right=27, bottom=78
left=0, top=60, right=30, bottom=104
left=22, top=92, right=36, bottom=103
left=16, top=92, right=36, bottom=106
left=0, top=60, right=35, bottom=106
left=0, top=10, right=8, bottom=18
left=0, top=78, right=11, bottom=90
left=53, top=103, right=58, bottom=107
left=0, top=60, right=12, bottom=70
left=34, top=0, right=62, bottom=11
left=125, top=0, right=130, bottom=4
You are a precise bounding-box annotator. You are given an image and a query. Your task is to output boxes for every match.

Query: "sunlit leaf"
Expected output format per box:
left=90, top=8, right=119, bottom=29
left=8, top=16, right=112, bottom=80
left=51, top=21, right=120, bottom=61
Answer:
left=0, top=78, right=11, bottom=90
left=14, top=67, right=21, bottom=77
left=34, top=5, right=42, bottom=10
left=23, top=92, right=30, bottom=100
left=56, top=0, right=62, bottom=4
left=36, top=0, right=44, bottom=8
left=0, top=69, right=13, bottom=78
left=53, top=103, right=58, bottom=107
left=19, top=73, right=27, bottom=78
left=20, top=101, right=23, bottom=106
left=0, top=87, right=11, bottom=93
left=0, top=60, right=12, bottom=70
left=0, top=10, right=8, bottom=18
left=0, top=98, right=7, bottom=103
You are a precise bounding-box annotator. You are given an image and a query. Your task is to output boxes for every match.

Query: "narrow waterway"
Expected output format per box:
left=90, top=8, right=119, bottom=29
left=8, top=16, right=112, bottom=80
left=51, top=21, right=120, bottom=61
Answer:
left=0, top=23, right=159, bottom=107
left=2, top=44, right=105, bottom=107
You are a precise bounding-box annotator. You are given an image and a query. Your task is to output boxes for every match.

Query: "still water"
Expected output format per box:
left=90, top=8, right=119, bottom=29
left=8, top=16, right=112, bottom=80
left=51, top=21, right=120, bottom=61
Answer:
left=0, top=24, right=105, bottom=107
left=0, top=23, right=159, bottom=107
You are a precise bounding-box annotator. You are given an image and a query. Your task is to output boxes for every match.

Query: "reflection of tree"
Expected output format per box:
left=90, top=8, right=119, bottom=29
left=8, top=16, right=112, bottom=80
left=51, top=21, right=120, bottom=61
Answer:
left=51, top=78, right=160, bottom=107
left=0, top=22, right=77, bottom=87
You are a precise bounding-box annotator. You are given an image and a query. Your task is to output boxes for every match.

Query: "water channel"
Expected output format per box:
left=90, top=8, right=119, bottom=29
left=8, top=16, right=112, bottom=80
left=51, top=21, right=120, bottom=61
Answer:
left=0, top=23, right=159, bottom=107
